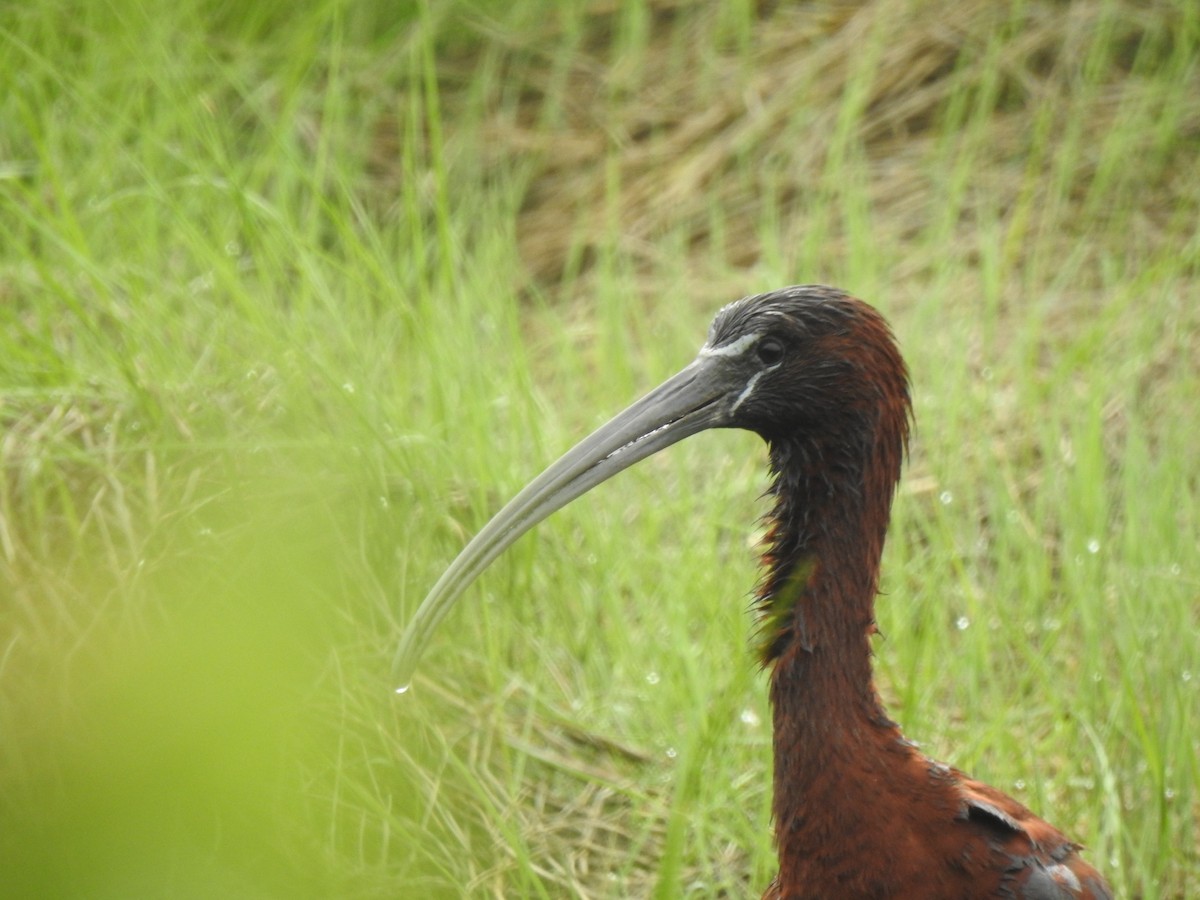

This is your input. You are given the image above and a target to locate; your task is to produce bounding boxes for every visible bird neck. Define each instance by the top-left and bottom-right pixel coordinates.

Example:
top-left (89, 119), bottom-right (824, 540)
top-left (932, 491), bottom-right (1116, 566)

top-left (755, 434), bottom-right (895, 676)
top-left (757, 430), bottom-right (913, 825)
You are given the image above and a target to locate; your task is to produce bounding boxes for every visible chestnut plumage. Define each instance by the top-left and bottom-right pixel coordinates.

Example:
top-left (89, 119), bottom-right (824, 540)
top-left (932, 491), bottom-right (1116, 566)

top-left (397, 285), bottom-right (1112, 899)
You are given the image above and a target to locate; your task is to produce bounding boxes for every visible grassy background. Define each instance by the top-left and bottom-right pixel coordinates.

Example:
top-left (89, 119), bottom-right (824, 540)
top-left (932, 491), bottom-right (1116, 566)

top-left (2, 0), bottom-right (1198, 896)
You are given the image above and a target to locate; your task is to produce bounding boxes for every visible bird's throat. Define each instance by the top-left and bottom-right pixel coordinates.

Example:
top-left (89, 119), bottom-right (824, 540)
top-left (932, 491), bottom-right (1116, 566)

top-left (754, 439), bottom-right (892, 672)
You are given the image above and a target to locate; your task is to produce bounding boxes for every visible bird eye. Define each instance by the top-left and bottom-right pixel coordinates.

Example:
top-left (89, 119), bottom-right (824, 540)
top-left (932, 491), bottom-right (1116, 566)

top-left (756, 338), bottom-right (784, 366)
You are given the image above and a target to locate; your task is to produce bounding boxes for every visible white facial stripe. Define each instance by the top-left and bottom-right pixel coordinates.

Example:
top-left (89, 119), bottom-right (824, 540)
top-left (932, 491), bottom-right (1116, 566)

top-left (731, 368), bottom-right (766, 413)
top-left (699, 331), bottom-right (761, 358)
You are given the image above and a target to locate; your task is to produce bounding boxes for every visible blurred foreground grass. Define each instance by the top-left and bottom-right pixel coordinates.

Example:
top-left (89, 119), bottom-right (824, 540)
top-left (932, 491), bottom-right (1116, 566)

top-left (4, 477), bottom-right (322, 896)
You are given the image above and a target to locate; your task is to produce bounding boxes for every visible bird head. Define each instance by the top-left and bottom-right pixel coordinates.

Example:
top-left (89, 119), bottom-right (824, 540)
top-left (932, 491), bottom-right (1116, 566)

top-left (394, 286), bottom-right (910, 687)
top-left (699, 285), bottom-right (909, 449)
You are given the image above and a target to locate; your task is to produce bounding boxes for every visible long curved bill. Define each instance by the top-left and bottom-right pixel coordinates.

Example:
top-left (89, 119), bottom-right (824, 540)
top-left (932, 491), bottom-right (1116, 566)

top-left (394, 354), bottom-right (741, 689)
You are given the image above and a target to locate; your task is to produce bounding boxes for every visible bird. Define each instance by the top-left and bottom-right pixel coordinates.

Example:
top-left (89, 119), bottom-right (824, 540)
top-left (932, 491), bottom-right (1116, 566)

top-left (395, 285), bottom-right (1113, 899)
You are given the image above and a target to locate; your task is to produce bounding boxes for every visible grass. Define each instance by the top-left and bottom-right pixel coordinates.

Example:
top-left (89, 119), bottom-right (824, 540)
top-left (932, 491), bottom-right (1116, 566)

top-left (2, 0), bottom-right (1198, 896)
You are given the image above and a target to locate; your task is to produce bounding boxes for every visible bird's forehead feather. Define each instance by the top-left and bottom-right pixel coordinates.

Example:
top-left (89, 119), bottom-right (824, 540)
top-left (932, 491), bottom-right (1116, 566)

top-left (706, 298), bottom-right (781, 348)
top-left (706, 285), bottom-right (849, 349)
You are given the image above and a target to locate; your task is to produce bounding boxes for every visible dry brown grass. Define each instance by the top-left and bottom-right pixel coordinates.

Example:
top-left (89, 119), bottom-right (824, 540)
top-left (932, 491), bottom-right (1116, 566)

top-left (403, 0), bottom-right (1198, 308)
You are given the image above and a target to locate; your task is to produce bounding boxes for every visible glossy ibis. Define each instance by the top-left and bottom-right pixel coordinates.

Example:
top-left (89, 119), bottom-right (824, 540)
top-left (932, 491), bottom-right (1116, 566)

top-left (396, 286), bottom-right (1112, 899)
